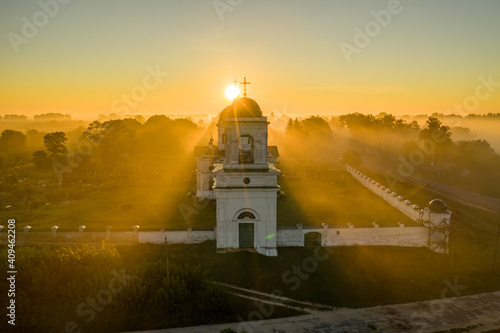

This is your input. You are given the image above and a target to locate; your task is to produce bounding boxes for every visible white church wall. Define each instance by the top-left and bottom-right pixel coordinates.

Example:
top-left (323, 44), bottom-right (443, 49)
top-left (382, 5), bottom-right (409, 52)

top-left (214, 189), bottom-right (278, 254)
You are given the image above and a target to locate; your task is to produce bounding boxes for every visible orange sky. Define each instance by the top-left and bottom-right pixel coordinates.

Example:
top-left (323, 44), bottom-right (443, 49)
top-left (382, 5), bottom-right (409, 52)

top-left (1, 1), bottom-right (499, 118)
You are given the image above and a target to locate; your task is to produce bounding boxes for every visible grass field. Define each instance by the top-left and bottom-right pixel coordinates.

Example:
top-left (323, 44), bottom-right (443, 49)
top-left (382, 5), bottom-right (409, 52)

top-left (1, 162), bottom-right (416, 232)
top-left (277, 168), bottom-right (415, 227)
top-left (118, 241), bottom-right (500, 308)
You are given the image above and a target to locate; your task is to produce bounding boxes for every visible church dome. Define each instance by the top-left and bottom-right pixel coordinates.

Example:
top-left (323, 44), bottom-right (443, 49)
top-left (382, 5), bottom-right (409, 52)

top-left (220, 97), bottom-right (263, 121)
top-left (233, 97), bottom-right (262, 117)
top-left (429, 199), bottom-right (447, 213)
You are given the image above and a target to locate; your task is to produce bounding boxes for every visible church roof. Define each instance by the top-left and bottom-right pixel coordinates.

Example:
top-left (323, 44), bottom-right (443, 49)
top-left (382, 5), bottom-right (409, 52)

top-left (193, 146), bottom-right (207, 157)
top-left (193, 145), bottom-right (220, 157)
top-left (268, 146), bottom-right (279, 158)
top-left (220, 97), bottom-right (263, 121)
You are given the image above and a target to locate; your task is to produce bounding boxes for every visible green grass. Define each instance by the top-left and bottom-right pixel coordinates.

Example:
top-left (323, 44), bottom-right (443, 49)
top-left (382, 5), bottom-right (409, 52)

top-left (278, 169), bottom-right (415, 227)
top-left (1, 164), bottom-right (416, 231)
top-left (0, 174), bottom-right (219, 231)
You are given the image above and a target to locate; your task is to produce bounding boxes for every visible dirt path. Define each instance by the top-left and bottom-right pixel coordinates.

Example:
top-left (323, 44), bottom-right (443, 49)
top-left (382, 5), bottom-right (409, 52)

top-left (210, 281), bottom-right (334, 314)
top-left (125, 289), bottom-right (500, 333)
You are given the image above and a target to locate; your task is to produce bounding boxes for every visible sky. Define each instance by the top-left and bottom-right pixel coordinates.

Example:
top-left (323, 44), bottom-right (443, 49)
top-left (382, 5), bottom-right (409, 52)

top-left (1, 0), bottom-right (499, 118)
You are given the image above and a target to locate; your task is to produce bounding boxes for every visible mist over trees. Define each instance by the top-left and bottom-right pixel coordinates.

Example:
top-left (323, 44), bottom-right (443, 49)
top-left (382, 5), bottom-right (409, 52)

top-left (338, 112), bottom-right (420, 160)
top-left (336, 113), bottom-right (500, 197)
top-left (0, 115), bottom-right (204, 211)
top-left (1, 110), bottom-right (500, 212)
top-left (283, 116), bottom-right (334, 160)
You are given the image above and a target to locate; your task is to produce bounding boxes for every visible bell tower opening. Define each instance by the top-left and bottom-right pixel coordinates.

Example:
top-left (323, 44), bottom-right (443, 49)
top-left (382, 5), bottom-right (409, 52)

top-left (238, 135), bottom-right (254, 164)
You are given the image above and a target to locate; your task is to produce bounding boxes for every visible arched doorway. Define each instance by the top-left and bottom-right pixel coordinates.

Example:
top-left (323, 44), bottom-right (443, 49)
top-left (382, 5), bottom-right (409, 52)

top-left (304, 232), bottom-right (321, 247)
top-left (237, 211), bottom-right (255, 248)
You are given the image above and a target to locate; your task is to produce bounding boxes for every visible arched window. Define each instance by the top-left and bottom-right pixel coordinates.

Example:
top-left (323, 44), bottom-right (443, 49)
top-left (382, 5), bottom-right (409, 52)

top-left (237, 211), bottom-right (256, 220)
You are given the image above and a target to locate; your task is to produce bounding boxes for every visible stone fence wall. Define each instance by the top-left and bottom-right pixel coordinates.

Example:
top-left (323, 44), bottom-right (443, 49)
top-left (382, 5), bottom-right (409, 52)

top-left (345, 164), bottom-right (425, 222)
top-left (0, 224), bottom-right (428, 249)
top-left (0, 228), bottom-right (215, 245)
top-left (277, 224), bottom-right (427, 248)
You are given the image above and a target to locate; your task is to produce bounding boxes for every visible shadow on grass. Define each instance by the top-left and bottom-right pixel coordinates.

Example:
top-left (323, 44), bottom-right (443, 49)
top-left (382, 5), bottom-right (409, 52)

top-left (118, 241), bottom-right (500, 309)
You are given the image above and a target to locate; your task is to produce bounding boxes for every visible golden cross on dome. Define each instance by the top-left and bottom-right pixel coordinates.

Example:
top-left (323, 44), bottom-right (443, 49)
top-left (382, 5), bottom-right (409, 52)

top-left (240, 77), bottom-right (250, 97)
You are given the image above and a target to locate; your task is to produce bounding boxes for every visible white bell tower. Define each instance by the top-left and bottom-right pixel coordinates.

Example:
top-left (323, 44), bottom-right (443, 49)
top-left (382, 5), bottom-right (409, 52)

top-left (214, 78), bottom-right (280, 256)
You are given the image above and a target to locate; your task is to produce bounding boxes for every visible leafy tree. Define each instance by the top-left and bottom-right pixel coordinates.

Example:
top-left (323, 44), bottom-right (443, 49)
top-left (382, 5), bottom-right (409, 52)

top-left (3, 114), bottom-right (27, 121)
top-left (302, 116), bottom-right (332, 138)
top-left (92, 120), bottom-right (137, 163)
top-left (458, 139), bottom-right (497, 174)
top-left (285, 118), bottom-right (294, 134)
top-left (26, 129), bottom-right (46, 151)
top-left (144, 114), bottom-right (172, 128)
top-left (32, 150), bottom-right (50, 171)
top-left (44, 131), bottom-right (68, 161)
top-left (418, 117), bottom-right (452, 144)
top-left (83, 120), bottom-right (104, 144)
top-left (293, 118), bottom-right (303, 133)
top-left (418, 117), bottom-right (452, 166)
top-left (0, 129), bottom-right (29, 157)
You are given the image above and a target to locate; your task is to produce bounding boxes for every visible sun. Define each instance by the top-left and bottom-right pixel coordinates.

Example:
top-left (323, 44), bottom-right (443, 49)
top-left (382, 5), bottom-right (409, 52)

top-left (225, 85), bottom-right (240, 100)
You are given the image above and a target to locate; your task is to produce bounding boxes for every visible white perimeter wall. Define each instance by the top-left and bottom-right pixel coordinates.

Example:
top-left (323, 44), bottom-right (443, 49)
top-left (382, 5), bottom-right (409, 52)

top-left (139, 230), bottom-right (215, 244)
top-left (346, 165), bottom-right (424, 222)
top-left (7, 226), bottom-right (428, 249)
top-left (276, 226), bottom-right (427, 248)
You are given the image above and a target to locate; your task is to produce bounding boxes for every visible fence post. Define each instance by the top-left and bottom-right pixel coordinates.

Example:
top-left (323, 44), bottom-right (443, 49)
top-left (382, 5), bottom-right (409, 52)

top-left (79, 225), bottom-right (86, 239)
top-left (24, 225), bottom-right (31, 244)
top-left (296, 224), bottom-right (303, 246)
top-left (51, 225), bottom-right (59, 239)
top-left (133, 225), bottom-right (140, 242)
top-left (105, 225), bottom-right (112, 241)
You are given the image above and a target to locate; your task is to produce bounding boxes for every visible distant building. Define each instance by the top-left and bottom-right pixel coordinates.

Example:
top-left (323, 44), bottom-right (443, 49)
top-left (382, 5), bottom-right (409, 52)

top-left (194, 88), bottom-right (280, 256)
